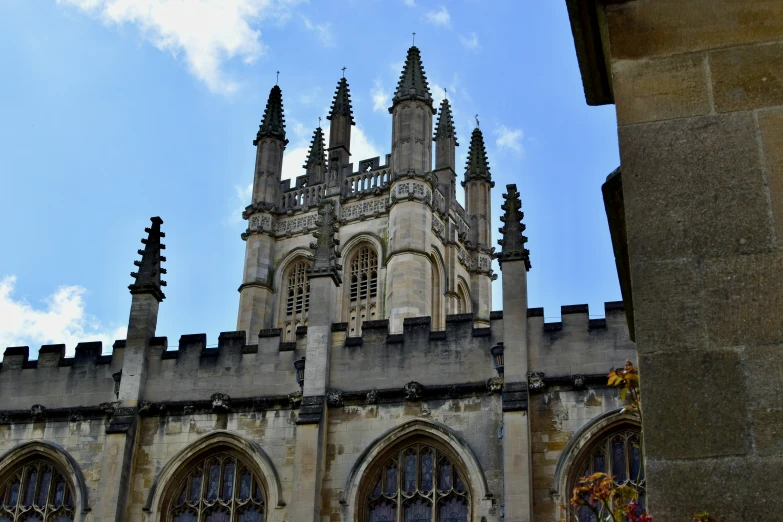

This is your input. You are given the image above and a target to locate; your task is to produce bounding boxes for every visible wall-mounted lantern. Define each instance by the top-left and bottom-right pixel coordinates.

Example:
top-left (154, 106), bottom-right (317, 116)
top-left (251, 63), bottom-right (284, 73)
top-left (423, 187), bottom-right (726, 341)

top-left (294, 357), bottom-right (306, 388)
top-left (489, 343), bottom-right (504, 376)
top-left (112, 371), bottom-right (122, 398)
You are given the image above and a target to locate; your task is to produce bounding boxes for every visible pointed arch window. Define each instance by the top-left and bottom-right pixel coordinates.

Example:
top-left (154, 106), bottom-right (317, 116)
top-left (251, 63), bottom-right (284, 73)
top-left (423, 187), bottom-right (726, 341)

top-left (283, 259), bottom-right (311, 341)
top-left (362, 442), bottom-right (469, 522)
top-left (0, 458), bottom-right (76, 522)
top-left (167, 452), bottom-right (266, 522)
top-left (568, 426), bottom-right (645, 521)
top-left (349, 247), bottom-right (378, 335)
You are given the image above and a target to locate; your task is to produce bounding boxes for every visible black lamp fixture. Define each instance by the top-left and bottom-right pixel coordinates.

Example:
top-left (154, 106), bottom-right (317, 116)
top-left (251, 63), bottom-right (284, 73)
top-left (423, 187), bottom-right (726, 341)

top-left (294, 357), bottom-right (306, 387)
top-left (112, 371), bottom-right (122, 398)
top-left (489, 343), bottom-right (504, 376)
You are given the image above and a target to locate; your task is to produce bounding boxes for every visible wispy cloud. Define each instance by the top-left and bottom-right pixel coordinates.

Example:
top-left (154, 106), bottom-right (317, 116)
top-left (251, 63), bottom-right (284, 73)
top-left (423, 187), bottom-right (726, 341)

top-left (0, 276), bottom-right (126, 355)
top-left (57, 0), bottom-right (303, 96)
top-left (494, 125), bottom-right (524, 154)
top-left (403, 0), bottom-right (416, 6)
top-left (371, 79), bottom-right (390, 113)
top-left (302, 16), bottom-right (334, 47)
top-left (424, 6), bottom-right (450, 27)
top-left (460, 32), bottom-right (479, 51)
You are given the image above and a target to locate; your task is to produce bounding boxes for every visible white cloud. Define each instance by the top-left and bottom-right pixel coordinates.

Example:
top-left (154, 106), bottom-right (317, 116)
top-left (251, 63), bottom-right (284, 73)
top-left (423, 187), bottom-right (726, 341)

top-left (460, 32), bottom-right (479, 50)
top-left (371, 79), bottom-right (390, 113)
top-left (403, 0), bottom-right (416, 6)
top-left (302, 16), bottom-right (334, 47)
top-left (494, 125), bottom-right (524, 154)
top-left (431, 83), bottom-right (446, 108)
top-left (424, 6), bottom-right (450, 27)
top-left (0, 276), bottom-right (126, 356)
top-left (57, 0), bottom-right (302, 95)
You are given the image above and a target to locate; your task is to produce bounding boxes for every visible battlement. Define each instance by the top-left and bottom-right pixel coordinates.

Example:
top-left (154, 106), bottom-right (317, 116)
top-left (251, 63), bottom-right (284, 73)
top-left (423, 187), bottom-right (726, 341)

top-left (0, 301), bottom-right (634, 411)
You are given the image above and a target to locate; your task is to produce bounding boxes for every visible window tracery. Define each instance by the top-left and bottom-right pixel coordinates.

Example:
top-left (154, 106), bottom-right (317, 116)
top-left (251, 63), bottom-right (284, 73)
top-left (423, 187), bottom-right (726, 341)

top-left (167, 452), bottom-right (266, 522)
top-left (348, 247), bottom-right (378, 335)
top-left (569, 427), bottom-right (645, 521)
top-left (363, 442), bottom-right (469, 522)
top-left (0, 458), bottom-right (75, 522)
top-left (283, 259), bottom-right (311, 340)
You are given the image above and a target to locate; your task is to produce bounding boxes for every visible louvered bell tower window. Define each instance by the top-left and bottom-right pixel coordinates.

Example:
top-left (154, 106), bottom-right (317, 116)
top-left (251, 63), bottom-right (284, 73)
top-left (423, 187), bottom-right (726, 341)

top-left (349, 247), bottom-right (378, 335)
top-left (284, 260), bottom-right (311, 341)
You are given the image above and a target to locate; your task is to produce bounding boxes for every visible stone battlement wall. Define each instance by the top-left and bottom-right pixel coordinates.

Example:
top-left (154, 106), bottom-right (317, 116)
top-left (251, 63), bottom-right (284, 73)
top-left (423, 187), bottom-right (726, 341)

top-left (0, 302), bottom-right (634, 410)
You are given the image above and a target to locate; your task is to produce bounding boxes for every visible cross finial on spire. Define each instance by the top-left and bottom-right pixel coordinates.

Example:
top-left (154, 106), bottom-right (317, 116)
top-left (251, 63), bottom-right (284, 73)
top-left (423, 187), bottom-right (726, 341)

top-left (318, 116), bottom-right (321, 127)
top-left (276, 71), bottom-right (279, 85)
top-left (444, 88), bottom-right (447, 99)
top-left (475, 114), bottom-right (480, 128)
top-left (412, 32), bottom-right (416, 45)
top-left (341, 66), bottom-right (346, 78)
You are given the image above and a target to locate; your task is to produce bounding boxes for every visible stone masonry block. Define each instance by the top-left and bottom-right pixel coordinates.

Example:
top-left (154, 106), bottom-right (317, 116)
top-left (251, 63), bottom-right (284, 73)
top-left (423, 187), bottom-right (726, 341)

top-left (751, 407), bottom-right (783, 456)
top-left (606, 0), bottom-right (783, 60)
top-left (710, 42), bottom-right (783, 113)
top-left (743, 344), bottom-right (783, 409)
top-left (702, 251), bottom-right (783, 348)
top-left (612, 53), bottom-right (710, 126)
top-left (640, 349), bottom-right (750, 460)
top-left (758, 108), bottom-right (783, 244)
top-left (620, 112), bottom-right (772, 260)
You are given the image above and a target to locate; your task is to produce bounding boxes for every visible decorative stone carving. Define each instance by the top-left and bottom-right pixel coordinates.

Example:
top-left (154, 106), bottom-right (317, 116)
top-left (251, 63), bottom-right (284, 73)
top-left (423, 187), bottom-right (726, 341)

top-left (288, 391), bottom-right (303, 407)
top-left (497, 184), bottom-right (531, 269)
top-left (100, 402), bottom-right (118, 415)
top-left (252, 398), bottom-right (269, 412)
top-left (365, 389), bottom-right (378, 404)
top-left (183, 404), bottom-right (195, 415)
top-left (68, 410), bottom-right (82, 423)
top-left (487, 376), bottom-right (503, 394)
top-left (211, 393), bottom-right (231, 412)
top-left (138, 401), bottom-right (153, 414)
top-left (0, 414), bottom-right (10, 425)
top-left (528, 372), bottom-right (546, 391)
top-left (30, 404), bottom-right (46, 421)
top-left (326, 389), bottom-right (344, 408)
top-left (573, 374), bottom-right (586, 390)
top-left (404, 381), bottom-right (424, 401)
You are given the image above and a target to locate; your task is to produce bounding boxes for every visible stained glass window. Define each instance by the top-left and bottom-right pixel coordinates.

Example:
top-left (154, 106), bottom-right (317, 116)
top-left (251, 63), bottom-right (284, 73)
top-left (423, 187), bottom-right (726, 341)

top-left (363, 442), bottom-right (469, 522)
top-left (0, 459), bottom-right (75, 522)
top-left (570, 427), bottom-right (645, 520)
top-left (349, 247), bottom-right (379, 335)
top-left (167, 452), bottom-right (265, 522)
top-left (283, 259), bottom-right (311, 341)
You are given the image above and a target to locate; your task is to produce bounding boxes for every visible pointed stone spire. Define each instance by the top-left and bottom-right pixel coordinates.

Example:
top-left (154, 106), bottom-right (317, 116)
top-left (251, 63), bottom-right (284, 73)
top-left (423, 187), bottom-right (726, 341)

top-left (463, 126), bottom-right (492, 184)
top-left (303, 126), bottom-right (327, 171)
top-left (497, 185), bottom-right (531, 270)
top-left (308, 200), bottom-right (342, 285)
top-left (390, 46), bottom-right (433, 110)
top-left (129, 217), bottom-right (167, 301)
top-left (254, 85), bottom-right (287, 146)
top-left (434, 98), bottom-right (458, 144)
top-left (327, 78), bottom-right (355, 125)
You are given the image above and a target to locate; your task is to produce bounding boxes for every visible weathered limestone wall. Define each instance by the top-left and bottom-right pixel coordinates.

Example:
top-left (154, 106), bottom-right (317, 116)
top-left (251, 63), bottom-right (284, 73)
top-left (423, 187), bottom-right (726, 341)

top-left (602, 0), bottom-right (783, 518)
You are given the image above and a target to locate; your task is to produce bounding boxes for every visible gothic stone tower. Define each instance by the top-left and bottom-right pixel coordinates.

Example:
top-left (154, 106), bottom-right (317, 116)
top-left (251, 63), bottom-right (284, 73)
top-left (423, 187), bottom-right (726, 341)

top-left (237, 46), bottom-right (494, 341)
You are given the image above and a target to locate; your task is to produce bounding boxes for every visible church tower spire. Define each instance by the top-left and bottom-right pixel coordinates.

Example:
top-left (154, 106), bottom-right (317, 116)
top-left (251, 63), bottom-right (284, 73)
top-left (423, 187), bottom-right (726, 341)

top-left (251, 85), bottom-right (288, 208)
top-left (433, 97), bottom-right (458, 210)
top-left (327, 76), bottom-right (354, 191)
top-left (304, 126), bottom-right (327, 186)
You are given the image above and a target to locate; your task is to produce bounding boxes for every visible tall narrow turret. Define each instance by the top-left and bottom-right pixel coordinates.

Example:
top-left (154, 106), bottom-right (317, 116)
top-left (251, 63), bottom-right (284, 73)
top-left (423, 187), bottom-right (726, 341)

top-left (304, 126), bottom-right (327, 186)
top-left (463, 125), bottom-right (494, 249)
top-left (389, 46), bottom-right (435, 175)
top-left (385, 46), bottom-right (436, 332)
top-left (327, 77), bottom-right (354, 190)
top-left (252, 85), bottom-right (288, 207)
top-left (433, 97), bottom-right (458, 210)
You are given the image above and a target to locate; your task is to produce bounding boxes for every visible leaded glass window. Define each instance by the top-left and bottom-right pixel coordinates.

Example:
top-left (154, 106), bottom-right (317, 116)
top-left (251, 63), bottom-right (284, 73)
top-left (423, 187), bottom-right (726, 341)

top-left (0, 459), bottom-right (75, 522)
top-left (348, 247), bottom-right (378, 335)
top-left (570, 427), bottom-right (645, 521)
top-left (167, 452), bottom-right (265, 522)
top-left (364, 443), bottom-right (469, 522)
top-left (283, 259), bottom-right (311, 341)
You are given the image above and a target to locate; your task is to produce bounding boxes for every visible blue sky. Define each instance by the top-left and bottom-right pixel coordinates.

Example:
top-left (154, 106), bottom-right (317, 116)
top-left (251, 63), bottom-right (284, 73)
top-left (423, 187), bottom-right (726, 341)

top-left (0, 0), bottom-right (620, 353)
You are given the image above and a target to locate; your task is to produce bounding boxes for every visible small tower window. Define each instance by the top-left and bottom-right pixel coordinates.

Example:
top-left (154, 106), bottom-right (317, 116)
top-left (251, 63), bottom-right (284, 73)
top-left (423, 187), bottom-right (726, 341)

top-left (283, 259), bottom-right (311, 341)
top-left (349, 247), bottom-right (378, 335)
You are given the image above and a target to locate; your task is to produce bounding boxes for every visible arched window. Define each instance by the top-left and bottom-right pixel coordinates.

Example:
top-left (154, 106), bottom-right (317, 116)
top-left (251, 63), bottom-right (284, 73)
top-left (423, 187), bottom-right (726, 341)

top-left (283, 259), bottom-right (311, 341)
top-left (455, 283), bottom-right (470, 315)
top-left (166, 451), bottom-right (266, 522)
top-left (362, 442), bottom-right (470, 522)
top-left (430, 256), bottom-right (444, 331)
top-left (348, 247), bottom-right (378, 335)
top-left (0, 458), bottom-right (76, 521)
top-left (568, 425), bottom-right (645, 521)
